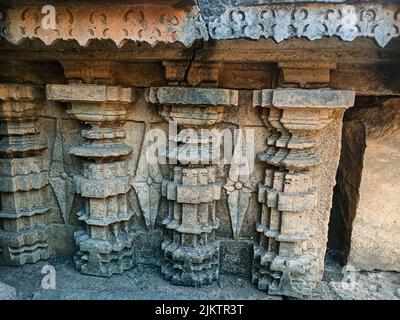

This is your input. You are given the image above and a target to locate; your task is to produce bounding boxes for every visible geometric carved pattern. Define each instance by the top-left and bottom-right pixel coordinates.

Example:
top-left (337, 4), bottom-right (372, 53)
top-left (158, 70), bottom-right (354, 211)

top-left (0, 84), bottom-right (51, 265)
top-left (47, 84), bottom-right (137, 277)
top-left (3, 3), bottom-right (400, 48)
top-left (206, 3), bottom-right (400, 47)
top-left (150, 87), bottom-right (238, 286)
top-left (3, 4), bottom-right (208, 47)
top-left (252, 88), bottom-right (355, 298)
top-left (132, 124), bottom-right (163, 231)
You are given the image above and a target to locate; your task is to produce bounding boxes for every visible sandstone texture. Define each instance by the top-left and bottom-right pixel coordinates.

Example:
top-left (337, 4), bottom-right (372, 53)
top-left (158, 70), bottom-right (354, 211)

top-left (345, 100), bottom-right (400, 272)
top-left (0, 0), bottom-right (399, 301)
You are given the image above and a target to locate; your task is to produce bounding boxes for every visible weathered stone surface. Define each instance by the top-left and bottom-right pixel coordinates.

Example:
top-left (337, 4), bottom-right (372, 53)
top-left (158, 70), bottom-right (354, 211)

top-left (46, 83), bottom-right (138, 277)
top-left (149, 87), bottom-right (239, 107)
top-left (131, 124), bottom-right (163, 231)
top-left (2, 2), bottom-right (400, 48)
top-left (149, 86), bottom-right (240, 287)
top-left (0, 281), bottom-right (16, 300)
top-left (0, 1), bottom-right (399, 299)
top-left (278, 61), bottom-right (337, 88)
top-left (224, 129), bottom-right (256, 240)
top-left (46, 84), bottom-right (136, 103)
top-left (254, 88), bottom-right (355, 109)
top-left (252, 88), bottom-right (355, 298)
top-left (334, 99), bottom-right (400, 271)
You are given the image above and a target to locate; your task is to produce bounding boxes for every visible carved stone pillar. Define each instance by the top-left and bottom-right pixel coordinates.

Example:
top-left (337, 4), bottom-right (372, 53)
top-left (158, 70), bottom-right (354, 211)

top-left (149, 87), bottom-right (238, 286)
top-left (47, 84), bottom-right (136, 277)
top-left (0, 84), bottom-right (50, 265)
top-left (252, 88), bottom-right (355, 298)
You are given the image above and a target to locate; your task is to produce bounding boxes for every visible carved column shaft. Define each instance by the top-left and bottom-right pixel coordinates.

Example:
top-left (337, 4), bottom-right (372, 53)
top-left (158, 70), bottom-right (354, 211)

top-left (0, 84), bottom-right (51, 265)
top-left (149, 87), bottom-right (238, 286)
top-left (47, 84), bottom-right (137, 277)
top-left (253, 88), bottom-right (355, 298)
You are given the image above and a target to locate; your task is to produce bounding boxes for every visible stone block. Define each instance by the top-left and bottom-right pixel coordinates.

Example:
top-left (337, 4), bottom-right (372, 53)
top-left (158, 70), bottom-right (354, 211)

top-left (272, 89), bottom-right (355, 109)
top-left (46, 84), bottom-right (135, 103)
top-left (149, 87), bottom-right (239, 106)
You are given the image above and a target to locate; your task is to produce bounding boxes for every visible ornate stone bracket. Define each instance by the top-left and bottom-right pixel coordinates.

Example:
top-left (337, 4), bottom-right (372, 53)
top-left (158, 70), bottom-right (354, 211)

top-left (149, 86), bottom-right (238, 286)
top-left (0, 84), bottom-right (51, 265)
top-left (224, 128), bottom-right (256, 240)
top-left (252, 88), bottom-right (355, 298)
top-left (47, 84), bottom-right (137, 277)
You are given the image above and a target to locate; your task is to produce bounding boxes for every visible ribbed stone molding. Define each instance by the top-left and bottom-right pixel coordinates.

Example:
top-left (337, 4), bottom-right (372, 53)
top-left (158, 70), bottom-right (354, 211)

top-left (1, 2), bottom-right (399, 48)
top-left (47, 84), bottom-right (137, 277)
top-left (149, 86), bottom-right (238, 287)
top-left (252, 88), bottom-right (355, 298)
top-left (0, 84), bottom-right (51, 265)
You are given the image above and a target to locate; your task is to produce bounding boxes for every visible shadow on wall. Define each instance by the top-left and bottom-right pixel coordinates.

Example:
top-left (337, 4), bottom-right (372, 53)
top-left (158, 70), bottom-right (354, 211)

top-left (327, 98), bottom-right (368, 265)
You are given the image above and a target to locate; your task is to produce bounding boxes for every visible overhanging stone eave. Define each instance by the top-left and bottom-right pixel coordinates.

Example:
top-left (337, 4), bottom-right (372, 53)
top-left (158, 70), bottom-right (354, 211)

top-left (1, 1), bottom-right (400, 48)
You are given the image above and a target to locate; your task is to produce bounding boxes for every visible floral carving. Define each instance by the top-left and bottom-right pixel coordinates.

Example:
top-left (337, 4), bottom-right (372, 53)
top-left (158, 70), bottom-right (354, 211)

top-left (208, 4), bottom-right (400, 47)
top-left (132, 125), bottom-right (163, 231)
top-left (3, 3), bottom-right (399, 47)
top-left (224, 129), bottom-right (255, 240)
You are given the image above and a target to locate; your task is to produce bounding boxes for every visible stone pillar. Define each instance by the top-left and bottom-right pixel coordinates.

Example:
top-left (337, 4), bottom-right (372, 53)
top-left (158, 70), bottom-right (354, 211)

top-left (47, 84), bottom-right (136, 277)
top-left (252, 88), bottom-right (355, 298)
top-left (0, 84), bottom-right (51, 265)
top-left (149, 87), bottom-right (238, 286)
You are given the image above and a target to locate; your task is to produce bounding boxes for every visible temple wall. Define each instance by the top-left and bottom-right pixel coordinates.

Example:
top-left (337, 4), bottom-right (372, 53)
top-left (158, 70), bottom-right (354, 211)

top-left (0, 0), bottom-right (399, 299)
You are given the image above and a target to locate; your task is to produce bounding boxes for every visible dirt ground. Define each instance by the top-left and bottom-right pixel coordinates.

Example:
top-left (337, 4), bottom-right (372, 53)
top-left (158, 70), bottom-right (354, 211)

top-left (0, 253), bottom-right (399, 300)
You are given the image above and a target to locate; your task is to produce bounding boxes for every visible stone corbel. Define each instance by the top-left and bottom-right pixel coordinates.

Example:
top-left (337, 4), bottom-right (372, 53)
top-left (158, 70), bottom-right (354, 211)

top-left (162, 60), bottom-right (192, 86)
top-left (278, 62), bottom-right (337, 89)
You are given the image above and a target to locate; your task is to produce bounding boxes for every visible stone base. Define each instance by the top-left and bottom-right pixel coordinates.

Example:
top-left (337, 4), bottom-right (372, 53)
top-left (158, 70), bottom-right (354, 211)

top-left (161, 240), bottom-right (219, 287)
top-left (0, 227), bottom-right (51, 266)
top-left (74, 229), bottom-right (135, 277)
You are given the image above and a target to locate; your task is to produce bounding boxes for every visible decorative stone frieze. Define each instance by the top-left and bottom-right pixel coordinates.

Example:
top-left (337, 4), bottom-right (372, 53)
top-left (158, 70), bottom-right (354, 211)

top-left (3, 2), bottom-right (399, 48)
top-left (252, 88), bottom-right (355, 298)
top-left (203, 2), bottom-right (400, 47)
top-left (3, 4), bottom-right (208, 47)
top-left (278, 62), bottom-right (337, 88)
top-left (47, 84), bottom-right (137, 277)
top-left (149, 86), bottom-right (238, 286)
top-left (0, 84), bottom-right (51, 265)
